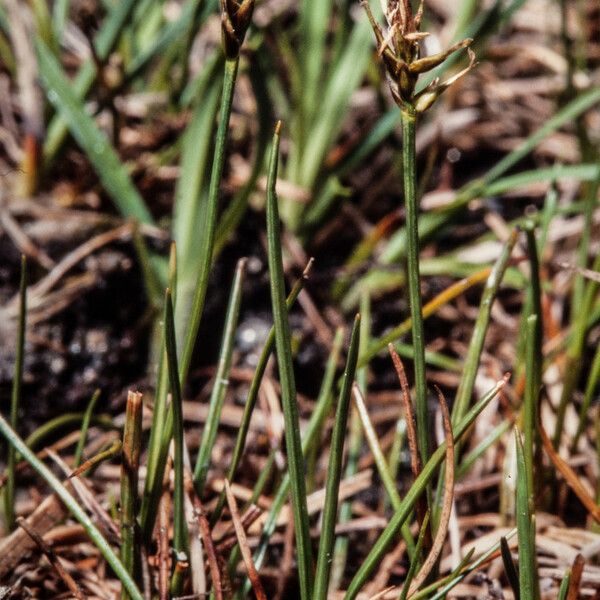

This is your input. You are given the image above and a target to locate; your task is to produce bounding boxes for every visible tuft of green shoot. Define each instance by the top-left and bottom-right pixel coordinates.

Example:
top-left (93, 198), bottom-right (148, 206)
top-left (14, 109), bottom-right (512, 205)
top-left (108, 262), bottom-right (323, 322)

top-left (265, 121), bottom-right (313, 600)
top-left (193, 257), bottom-right (246, 494)
top-left (4, 254), bottom-right (26, 531)
top-left (313, 313), bottom-right (360, 600)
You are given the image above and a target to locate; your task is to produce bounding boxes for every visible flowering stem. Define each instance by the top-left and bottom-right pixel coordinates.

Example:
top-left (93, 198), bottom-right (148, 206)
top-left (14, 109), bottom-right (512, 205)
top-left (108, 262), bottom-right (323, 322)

top-left (401, 107), bottom-right (429, 465)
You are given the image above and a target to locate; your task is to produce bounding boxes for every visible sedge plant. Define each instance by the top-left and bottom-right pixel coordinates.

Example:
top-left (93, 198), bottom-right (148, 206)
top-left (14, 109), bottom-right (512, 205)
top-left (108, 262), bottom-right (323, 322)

top-left (363, 0), bottom-right (475, 466)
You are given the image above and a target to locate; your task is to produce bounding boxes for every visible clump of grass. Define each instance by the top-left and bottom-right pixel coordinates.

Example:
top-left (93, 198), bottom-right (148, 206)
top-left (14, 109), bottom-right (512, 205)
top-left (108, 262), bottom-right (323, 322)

top-left (2, 1), bottom-right (600, 598)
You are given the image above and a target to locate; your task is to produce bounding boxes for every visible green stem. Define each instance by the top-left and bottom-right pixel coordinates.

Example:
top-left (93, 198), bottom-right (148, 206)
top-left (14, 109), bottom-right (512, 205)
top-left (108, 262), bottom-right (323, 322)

top-left (523, 315), bottom-right (538, 504)
top-left (401, 108), bottom-right (428, 466)
top-left (313, 315), bottom-right (360, 600)
top-left (329, 294), bottom-right (369, 591)
top-left (179, 56), bottom-right (239, 382)
top-left (164, 290), bottom-right (188, 594)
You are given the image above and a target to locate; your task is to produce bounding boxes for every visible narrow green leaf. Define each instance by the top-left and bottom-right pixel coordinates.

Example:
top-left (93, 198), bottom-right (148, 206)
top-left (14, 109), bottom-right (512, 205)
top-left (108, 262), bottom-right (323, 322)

top-left (193, 258), bottom-right (246, 494)
top-left (43, 0), bottom-right (138, 163)
top-left (523, 314), bottom-right (538, 501)
top-left (500, 536), bottom-right (520, 600)
top-left (164, 289), bottom-right (189, 592)
top-left (399, 511), bottom-right (430, 600)
top-left (353, 383), bottom-right (416, 557)
top-left (451, 229), bottom-right (517, 426)
top-left (557, 571), bottom-right (571, 600)
top-left (73, 389), bottom-right (101, 469)
top-left (313, 314), bottom-right (361, 600)
top-left (515, 428), bottom-right (539, 600)
top-left (36, 39), bottom-right (153, 224)
top-left (266, 122), bottom-right (313, 599)
top-left (329, 293), bottom-right (370, 592)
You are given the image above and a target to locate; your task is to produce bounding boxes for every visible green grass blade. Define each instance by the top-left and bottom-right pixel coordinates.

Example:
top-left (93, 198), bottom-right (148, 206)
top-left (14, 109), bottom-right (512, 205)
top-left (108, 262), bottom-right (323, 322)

top-left (140, 244), bottom-right (176, 542)
top-left (210, 263), bottom-right (312, 526)
top-left (456, 419), bottom-right (511, 480)
top-left (557, 570), bottom-right (571, 600)
top-left (73, 389), bottom-right (101, 469)
top-left (451, 229), bottom-right (517, 426)
top-left (164, 289), bottom-right (189, 593)
top-left (124, 0), bottom-right (213, 84)
top-left (51, 0), bottom-right (70, 42)
top-left (523, 314), bottom-right (538, 501)
top-left (36, 39), bottom-right (153, 224)
top-left (298, 13), bottom-right (372, 192)
top-left (18, 412), bottom-right (113, 454)
top-left (173, 76), bottom-right (222, 343)
top-left (4, 255), bottom-right (26, 531)
top-left (500, 536), bottom-right (520, 600)
top-left (266, 122), bottom-right (313, 598)
top-left (0, 413), bottom-right (144, 600)
top-left (329, 293), bottom-right (370, 591)
top-left (298, 0), bottom-right (334, 130)
top-left (399, 511), bottom-right (430, 600)
top-left (515, 428), bottom-right (539, 600)
top-left (43, 0), bottom-right (137, 164)
top-left (313, 314), bottom-right (361, 600)
top-left (425, 530), bottom-right (517, 600)
top-left (483, 87), bottom-right (600, 185)
top-left (344, 378), bottom-right (506, 600)
top-left (193, 258), bottom-right (246, 494)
